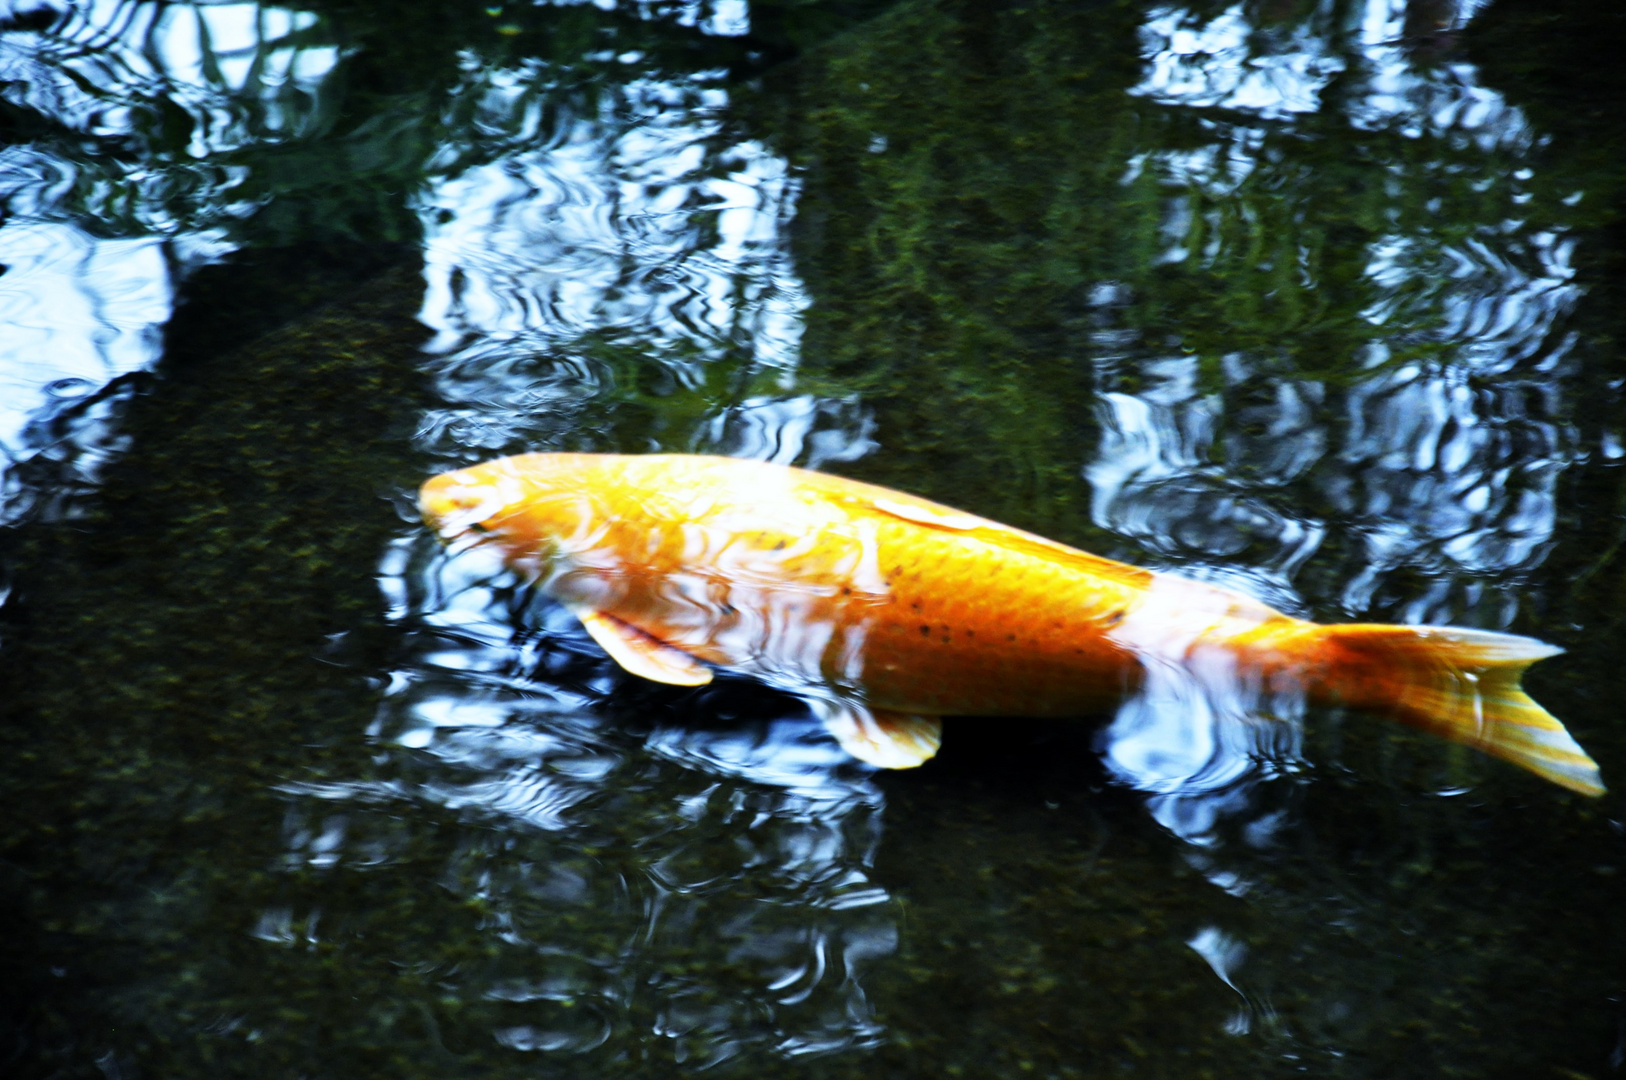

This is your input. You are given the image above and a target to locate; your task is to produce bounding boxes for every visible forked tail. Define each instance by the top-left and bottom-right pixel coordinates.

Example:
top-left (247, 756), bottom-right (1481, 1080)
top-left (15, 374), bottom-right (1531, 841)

top-left (1309, 624), bottom-right (1604, 796)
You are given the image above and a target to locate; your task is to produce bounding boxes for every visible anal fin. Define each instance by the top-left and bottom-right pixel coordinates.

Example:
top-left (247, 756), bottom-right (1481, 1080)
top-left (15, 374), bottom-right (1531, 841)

top-left (823, 704), bottom-right (943, 769)
top-left (571, 607), bottom-right (713, 687)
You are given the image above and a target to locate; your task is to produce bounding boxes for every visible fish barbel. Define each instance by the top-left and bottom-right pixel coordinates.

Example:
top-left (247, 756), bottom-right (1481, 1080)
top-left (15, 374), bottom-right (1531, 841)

top-left (420, 452), bottom-right (1604, 795)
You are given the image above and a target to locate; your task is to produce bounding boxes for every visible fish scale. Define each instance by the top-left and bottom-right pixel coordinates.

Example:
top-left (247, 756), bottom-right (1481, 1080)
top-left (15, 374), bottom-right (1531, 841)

top-left (835, 516), bottom-right (1137, 716)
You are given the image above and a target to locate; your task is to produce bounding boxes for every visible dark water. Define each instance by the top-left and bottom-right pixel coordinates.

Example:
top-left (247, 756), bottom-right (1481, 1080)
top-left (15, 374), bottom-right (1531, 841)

top-left (3, 0), bottom-right (1626, 1076)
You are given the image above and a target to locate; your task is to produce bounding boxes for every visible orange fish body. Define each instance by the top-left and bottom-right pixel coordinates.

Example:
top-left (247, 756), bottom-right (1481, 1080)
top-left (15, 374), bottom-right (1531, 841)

top-left (420, 452), bottom-right (1603, 795)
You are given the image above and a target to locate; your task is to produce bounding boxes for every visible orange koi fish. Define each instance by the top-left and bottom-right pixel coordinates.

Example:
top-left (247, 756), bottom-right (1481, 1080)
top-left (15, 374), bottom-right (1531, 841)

top-left (419, 452), bottom-right (1604, 796)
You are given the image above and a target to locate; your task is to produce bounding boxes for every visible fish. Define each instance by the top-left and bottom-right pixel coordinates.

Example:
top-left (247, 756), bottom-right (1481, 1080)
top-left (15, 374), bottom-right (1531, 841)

top-left (419, 452), bottom-right (1605, 796)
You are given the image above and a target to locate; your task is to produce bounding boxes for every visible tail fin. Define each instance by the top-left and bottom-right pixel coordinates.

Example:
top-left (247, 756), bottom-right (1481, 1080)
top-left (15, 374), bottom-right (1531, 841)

top-left (1313, 624), bottom-right (1604, 796)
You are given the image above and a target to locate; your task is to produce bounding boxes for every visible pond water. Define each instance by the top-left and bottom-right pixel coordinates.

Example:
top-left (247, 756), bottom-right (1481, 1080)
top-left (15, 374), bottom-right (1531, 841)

top-left (2, 0), bottom-right (1625, 1076)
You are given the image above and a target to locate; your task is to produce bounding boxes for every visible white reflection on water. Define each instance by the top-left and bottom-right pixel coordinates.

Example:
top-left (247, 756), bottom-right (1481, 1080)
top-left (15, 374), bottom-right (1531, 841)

top-left (1101, 0), bottom-right (1582, 845)
top-left (0, 0), bottom-right (346, 515)
top-left (405, 80), bottom-right (889, 1028)
top-left (358, 529), bottom-right (898, 1062)
top-left (2, 0), bottom-right (338, 154)
top-left (1131, 4), bottom-right (1345, 120)
top-left (1099, 574), bottom-right (1307, 844)
top-left (1132, 1), bottom-right (1513, 142)
top-left (0, 223), bottom-right (168, 521)
top-left (412, 62), bottom-right (871, 463)
top-left (699, 395), bottom-right (878, 468)
top-left (1111, 2), bottom-right (1577, 617)
top-left (1087, 357), bottom-right (1323, 612)
top-left (419, 90), bottom-right (805, 365)
top-left (1187, 925), bottom-right (1256, 1036)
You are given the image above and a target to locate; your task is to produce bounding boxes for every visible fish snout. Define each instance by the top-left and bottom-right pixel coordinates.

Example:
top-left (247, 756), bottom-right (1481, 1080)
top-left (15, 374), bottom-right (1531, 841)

top-left (419, 471), bottom-right (514, 539)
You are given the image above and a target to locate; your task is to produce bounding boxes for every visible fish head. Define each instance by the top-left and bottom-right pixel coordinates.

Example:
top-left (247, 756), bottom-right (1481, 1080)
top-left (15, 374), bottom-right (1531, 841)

top-left (419, 461), bottom-right (524, 541)
top-left (419, 453), bottom-right (612, 558)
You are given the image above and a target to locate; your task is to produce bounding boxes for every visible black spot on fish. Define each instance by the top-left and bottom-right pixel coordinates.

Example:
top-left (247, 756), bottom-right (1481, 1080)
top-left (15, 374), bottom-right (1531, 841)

top-left (773, 540), bottom-right (787, 550)
top-left (841, 586), bottom-right (852, 596)
top-left (1104, 609), bottom-right (1126, 627)
top-left (911, 601), bottom-right (922, 610)
top-left (1006, 633), bottom-right (1016, 642)
top-left (920, 625), bottom-right (931, 636)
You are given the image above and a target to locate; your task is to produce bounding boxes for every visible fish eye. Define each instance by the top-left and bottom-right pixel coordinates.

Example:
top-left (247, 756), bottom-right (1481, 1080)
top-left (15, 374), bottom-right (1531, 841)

top-left (420, 476), bottom-right (512, 538)
top-left (445, 486), bottom-right (488, 510)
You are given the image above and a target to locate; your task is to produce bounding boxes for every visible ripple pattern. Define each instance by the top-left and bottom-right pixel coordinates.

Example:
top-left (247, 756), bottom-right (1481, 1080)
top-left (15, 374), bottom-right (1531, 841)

top-left (414, 65), bottom-right (869, 467)
top-left (1089, 0), bottom-right (1588, 841)
top-left (306, 531), bottom-right (901, 1065)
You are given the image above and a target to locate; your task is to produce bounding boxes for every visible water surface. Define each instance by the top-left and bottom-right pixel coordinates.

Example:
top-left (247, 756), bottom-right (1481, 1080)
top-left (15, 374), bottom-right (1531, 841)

top-left (3, 0), bottom-right (1625, 1077)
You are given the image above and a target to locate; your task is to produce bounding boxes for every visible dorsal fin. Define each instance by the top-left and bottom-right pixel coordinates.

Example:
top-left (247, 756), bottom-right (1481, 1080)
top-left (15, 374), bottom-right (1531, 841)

top-left (853, 491), bottom-right (1154, 589)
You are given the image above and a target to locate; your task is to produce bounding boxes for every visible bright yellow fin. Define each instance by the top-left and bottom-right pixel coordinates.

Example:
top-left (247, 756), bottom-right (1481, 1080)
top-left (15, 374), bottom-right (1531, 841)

top-left (571, 607), bottom-right (714, 687)
top-left (1317, 624), bottom-right (1603, 796)
top-left (822, 705), bottom-right (943, 769)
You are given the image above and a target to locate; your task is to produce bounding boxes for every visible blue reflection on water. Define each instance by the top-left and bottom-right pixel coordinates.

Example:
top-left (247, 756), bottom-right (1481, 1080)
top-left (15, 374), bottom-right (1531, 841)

top-left (1105, 2), bottom-right (1580, 610)
top-left (415, 65), bottom-right (832, 461)
top-left (401, 74), bottom-right (905, 1059)
top-left (0, 0), bottom-right (344, 516)
top-left (419, 86), bottom-right (804, 364)
top-left (368, 525), bottom-right (898, 1062)
top-left (400, 0), bottom-right (1591, 865)
top-left (1092, 0), bottom-right (1591, 1018)
top-left (0, 224), bottom-right (168, 521)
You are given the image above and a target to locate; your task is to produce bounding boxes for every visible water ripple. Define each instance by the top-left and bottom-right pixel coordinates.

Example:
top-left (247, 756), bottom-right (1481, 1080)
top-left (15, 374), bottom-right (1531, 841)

top-left (0, 222), bottom-right (168, 521)
top-left (415, 66), bottom-right (832, 465)
top-left (312, 529), bottom-right (902, 1063)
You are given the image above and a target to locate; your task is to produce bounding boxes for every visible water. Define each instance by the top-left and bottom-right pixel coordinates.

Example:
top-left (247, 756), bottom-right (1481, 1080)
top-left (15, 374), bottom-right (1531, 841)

top-left (2, 0), bottom-right (1625, 1076)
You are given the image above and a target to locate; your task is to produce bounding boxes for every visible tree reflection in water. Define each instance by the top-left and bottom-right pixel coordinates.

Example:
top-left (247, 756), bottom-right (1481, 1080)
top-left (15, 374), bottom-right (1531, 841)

top-left (1074, 0), bottom-right (1587, 842)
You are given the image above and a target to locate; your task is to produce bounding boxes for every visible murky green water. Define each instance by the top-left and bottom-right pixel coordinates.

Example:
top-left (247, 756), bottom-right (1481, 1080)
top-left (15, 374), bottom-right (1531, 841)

top-left (3, 0), bottom-right (1625, 1076)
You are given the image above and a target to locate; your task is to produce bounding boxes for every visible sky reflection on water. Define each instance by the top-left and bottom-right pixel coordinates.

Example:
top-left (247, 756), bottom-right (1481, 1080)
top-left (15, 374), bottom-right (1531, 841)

top-left (413, 68), bottom-right (840, 462)
top-left (393, 0), bottom-right (1615, 1058)
top-left (364, 523), bottom-right (898, 1062)
top-left (1100, 0), bottom-right (1581, 624)
top-left (0, 0), bottom-right (342, 516)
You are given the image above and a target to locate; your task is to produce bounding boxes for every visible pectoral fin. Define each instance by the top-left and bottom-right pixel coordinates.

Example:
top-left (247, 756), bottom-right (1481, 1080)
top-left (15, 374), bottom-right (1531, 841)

top-left (822, 704), bottom-right (943, 769)
top-left (571, 607), bottom-right (714, 687)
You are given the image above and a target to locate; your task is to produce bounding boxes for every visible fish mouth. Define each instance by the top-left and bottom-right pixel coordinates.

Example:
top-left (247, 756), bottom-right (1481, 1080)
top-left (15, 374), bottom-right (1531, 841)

top-left (419, 471), bottom-right (512, 539)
